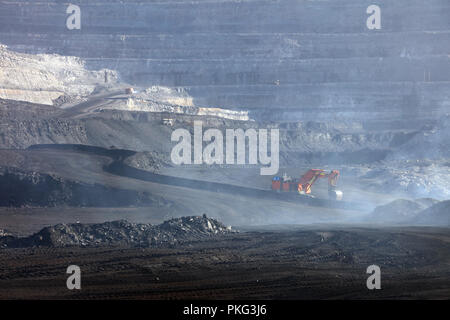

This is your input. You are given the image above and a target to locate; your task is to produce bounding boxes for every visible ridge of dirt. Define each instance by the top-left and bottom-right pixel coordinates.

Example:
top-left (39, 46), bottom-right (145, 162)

top-left (0, 215), bottom-right (235, 248)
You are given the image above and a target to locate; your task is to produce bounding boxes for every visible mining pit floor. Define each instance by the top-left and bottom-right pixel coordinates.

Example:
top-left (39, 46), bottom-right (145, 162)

top-left (0, 226), bottom-right (449, 299)
top-left (0, 144), bottom-right (401, 233)
top-left (0, 137), bottom-right (448, 300)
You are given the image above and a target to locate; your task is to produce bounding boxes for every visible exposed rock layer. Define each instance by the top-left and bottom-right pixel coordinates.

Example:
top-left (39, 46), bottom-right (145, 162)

top-left (0, 44), bottom-right (118, 105)
top-left (0, 0), bottom-right (448, 119)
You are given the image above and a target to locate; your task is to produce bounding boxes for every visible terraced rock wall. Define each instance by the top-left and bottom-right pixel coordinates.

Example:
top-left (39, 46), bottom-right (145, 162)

top-left (0, 0), bottom-right (448, 120)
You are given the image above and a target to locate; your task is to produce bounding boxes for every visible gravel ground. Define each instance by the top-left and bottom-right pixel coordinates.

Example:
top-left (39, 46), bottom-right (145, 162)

top-left (0, 226), bottom-right (448, 299)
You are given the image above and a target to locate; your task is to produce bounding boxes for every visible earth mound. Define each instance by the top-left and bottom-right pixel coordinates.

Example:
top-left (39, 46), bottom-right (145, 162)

top-left (0, 215), bottom-right (235, 248)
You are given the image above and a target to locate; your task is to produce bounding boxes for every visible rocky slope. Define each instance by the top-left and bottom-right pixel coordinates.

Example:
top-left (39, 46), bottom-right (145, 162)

top-left (0, 94), bottom-right (423, 166)
top-left (0, 44), bottom-right (252, 120)
top-left (0, 0), bottom-right (448, 121)
top-left (0, 0), bottom-right (450, 119)
top-left (0, 44), bottom-right (118, 105)
top-left (0, 166), bottom-right (158, 207)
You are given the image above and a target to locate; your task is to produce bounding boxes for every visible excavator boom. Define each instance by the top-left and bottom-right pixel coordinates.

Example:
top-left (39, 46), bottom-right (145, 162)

top-left (272, 169), bottom-right (343, 200)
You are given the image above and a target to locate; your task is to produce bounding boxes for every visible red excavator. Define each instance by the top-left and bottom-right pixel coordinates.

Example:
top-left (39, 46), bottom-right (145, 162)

top-left (271, 169), bottom-right (343, 201)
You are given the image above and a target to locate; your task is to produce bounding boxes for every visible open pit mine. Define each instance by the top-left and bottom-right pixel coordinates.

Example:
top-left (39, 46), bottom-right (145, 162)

top-left (0, 0), bottom-right (448, 301)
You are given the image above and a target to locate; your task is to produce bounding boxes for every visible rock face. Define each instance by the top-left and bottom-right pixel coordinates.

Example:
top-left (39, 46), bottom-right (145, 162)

top-left (0, 44), bottom-right (118, 105)
top-left (0, 0), bottom-right (448, 120)
top-left (0, 215), bottom-right (236, 248)
top-left (105, 95), bottom-right (250, 121)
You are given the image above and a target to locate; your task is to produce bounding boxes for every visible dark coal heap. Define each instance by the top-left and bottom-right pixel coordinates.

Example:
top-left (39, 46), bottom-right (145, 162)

top-left (0, 229), bottom-right (11, 237)
top-left (0, 215), bottom-right (236, 248)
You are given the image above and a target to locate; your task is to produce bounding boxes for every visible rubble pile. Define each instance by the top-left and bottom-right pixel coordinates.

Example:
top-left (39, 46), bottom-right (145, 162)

top-left (155, 215), bottom-right (234, 243)
top-left (124, 151), bottom-right (169, 173)
top-left (0, 215), bottom-right (236, 248)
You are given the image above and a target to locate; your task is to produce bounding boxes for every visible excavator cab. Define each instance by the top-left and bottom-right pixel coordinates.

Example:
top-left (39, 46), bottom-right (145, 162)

top-left (326, 170), bottom-right (343, 201)
top-left (297, 169), bottom-right (343, 201)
